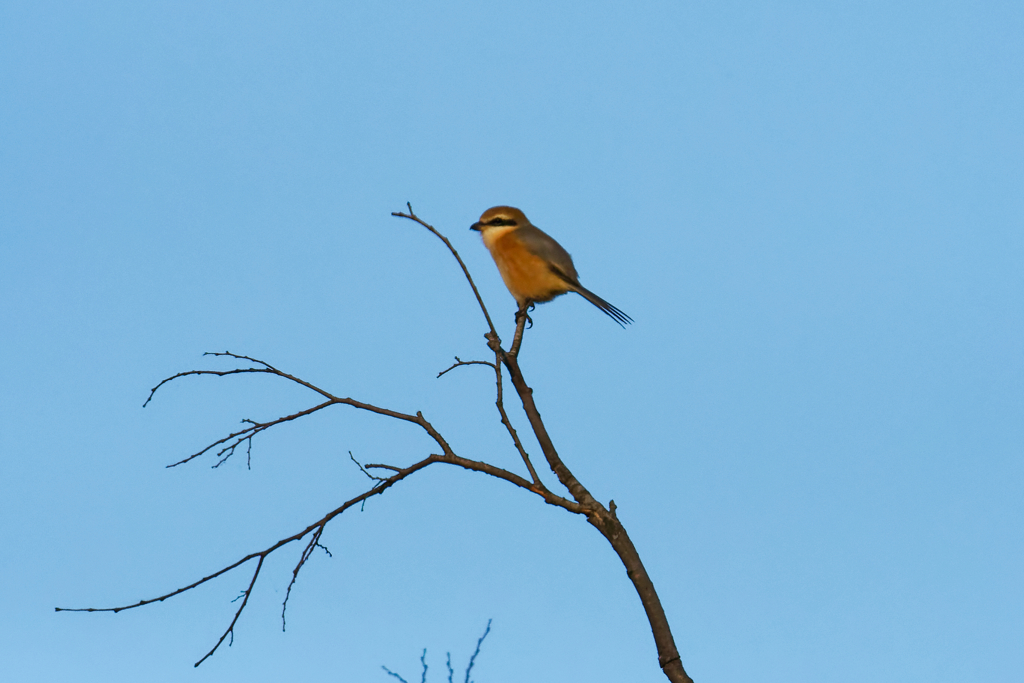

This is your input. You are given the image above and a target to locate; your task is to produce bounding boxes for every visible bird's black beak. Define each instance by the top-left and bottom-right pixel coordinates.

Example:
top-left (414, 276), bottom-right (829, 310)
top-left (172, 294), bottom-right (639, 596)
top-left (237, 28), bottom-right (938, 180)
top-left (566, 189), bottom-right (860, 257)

top-left (470, 222), bottom-right (482, 231)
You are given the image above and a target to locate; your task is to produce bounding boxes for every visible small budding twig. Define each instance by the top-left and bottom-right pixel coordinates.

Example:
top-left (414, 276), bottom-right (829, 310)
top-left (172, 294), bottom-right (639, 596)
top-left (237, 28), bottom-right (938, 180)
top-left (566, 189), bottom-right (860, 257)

top-left (437, 356), bottom-right (496, 378)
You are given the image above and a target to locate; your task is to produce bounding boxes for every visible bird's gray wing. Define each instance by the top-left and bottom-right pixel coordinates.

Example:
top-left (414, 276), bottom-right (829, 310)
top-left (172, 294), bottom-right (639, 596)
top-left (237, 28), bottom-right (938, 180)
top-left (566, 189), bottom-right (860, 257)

top-left (516, 223), bottom-right (580, 284)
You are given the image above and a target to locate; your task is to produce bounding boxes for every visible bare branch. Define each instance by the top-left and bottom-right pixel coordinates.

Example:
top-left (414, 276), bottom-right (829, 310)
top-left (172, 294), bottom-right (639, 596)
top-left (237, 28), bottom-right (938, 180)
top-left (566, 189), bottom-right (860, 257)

top-left (69, 209), bottom-right (693, 681)
top-left (144, 366), bottom-right (276, 407)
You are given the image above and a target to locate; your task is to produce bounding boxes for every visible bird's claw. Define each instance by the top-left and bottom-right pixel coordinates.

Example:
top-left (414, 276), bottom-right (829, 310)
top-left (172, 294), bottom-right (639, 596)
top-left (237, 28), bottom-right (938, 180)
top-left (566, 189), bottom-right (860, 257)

top-left (516, 305), bottom-right (535, 329)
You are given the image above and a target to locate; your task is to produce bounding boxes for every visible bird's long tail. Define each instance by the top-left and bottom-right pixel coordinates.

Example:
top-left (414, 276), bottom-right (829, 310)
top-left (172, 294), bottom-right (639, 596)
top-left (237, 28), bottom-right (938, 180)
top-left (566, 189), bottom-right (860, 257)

top-left (574, 284), bottom-right (633, 327)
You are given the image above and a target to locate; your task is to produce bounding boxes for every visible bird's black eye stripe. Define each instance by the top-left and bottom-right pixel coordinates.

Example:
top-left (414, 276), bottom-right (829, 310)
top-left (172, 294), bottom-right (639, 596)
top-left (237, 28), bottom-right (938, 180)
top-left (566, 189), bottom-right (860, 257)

top-left (487, 218), bottom-right (517, 227)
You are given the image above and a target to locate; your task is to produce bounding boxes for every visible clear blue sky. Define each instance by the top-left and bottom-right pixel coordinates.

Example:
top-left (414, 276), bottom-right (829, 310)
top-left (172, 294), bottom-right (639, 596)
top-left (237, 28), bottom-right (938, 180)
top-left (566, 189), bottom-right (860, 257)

top-left (2, 2), bottom-right (1021, 681)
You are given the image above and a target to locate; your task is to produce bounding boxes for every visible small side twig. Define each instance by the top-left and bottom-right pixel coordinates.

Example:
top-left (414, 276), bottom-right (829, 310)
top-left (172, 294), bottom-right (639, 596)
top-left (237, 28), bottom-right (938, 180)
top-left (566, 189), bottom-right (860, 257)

top-left (491, 353), bottom-right (542, 486)
top-left (350, 451), bottom-right (387, 484)
top-left (168, 401), bottom-right (334, 468)
top-left (381, 665), bottom-right (410, 683)
top-left (437, 354), bottom-right (540, 486)
top-left (365, 463), bottom-right (403, 473)
top-left (281, 524), bottom-right (326, 632)
top-left (437, 356), bottom-right (496, 378)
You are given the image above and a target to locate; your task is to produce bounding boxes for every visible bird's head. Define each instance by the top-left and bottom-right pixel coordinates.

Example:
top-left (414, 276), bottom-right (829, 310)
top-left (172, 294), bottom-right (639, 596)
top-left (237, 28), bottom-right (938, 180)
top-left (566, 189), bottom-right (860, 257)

top-left (471, 206), bottom-right (529, 233)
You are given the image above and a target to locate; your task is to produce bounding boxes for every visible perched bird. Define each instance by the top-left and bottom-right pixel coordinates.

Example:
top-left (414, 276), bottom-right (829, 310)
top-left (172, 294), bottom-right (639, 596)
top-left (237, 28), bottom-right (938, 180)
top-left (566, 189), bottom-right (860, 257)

top-left (471, 206), bottom-right (632, 326)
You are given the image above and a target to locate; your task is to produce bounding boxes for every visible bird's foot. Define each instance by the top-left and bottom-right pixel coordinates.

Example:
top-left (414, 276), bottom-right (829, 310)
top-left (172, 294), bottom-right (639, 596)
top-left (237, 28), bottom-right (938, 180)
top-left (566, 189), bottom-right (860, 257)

top-left (515, 304), bottom-right (534, 329)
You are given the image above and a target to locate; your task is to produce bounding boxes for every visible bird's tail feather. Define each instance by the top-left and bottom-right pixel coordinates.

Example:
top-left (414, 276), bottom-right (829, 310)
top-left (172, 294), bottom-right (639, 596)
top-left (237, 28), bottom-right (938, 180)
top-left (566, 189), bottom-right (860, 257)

top-left (574, 285), bottom-right (633, 327)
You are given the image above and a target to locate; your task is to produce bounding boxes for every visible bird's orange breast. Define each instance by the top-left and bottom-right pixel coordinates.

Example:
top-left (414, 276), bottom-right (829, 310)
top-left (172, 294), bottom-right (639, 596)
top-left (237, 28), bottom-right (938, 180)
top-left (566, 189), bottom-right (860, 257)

top-left (483, 228), bottom-right (573, 305)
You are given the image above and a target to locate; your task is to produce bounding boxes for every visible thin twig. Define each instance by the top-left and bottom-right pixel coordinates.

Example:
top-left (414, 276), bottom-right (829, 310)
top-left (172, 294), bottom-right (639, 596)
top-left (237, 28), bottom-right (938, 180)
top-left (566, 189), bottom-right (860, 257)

top-left (391, 204), bottom-right (499, 342)
top-left (193, 555), bottom-right (263, 667)
top-left (349, 451), bottom-right (387, 483)
top-left (437, 354), bottom-right (540, 485)
top-left (491, 353), bottom-right (542, 486)
top-left (381, 665), bottom-right (409, 683)
top-left (146, 350), bottom-right (376, 411)
top-left (205, 351), bottom-right (279, 370)
top-left (464, 619), bottom-right (491, 683)
top-left (281, 524), bottom-right (325, 631)
top-left (437, 356), bottom-right (496, 378)
top-left (168, 400), bottom-right (334, 468)
top-left (144, 366), bottom-right (276, 407)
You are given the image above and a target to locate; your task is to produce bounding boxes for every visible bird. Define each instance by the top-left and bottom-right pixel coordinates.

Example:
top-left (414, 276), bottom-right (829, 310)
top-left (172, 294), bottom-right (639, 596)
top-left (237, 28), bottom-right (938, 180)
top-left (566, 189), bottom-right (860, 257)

top-left (470, 206), bottom-right (632, 326)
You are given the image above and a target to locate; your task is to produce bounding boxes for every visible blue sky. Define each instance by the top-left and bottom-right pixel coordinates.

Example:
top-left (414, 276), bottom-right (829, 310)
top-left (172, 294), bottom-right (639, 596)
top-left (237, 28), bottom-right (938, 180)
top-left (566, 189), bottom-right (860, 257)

top-left (2, 1), bottom-right (1021, 681)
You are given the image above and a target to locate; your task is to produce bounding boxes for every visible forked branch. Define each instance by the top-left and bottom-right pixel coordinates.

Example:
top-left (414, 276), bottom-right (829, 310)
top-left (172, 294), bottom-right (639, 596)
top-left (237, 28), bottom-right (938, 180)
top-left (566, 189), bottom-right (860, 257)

top-left (58, 349), bottom-right (579, 667)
